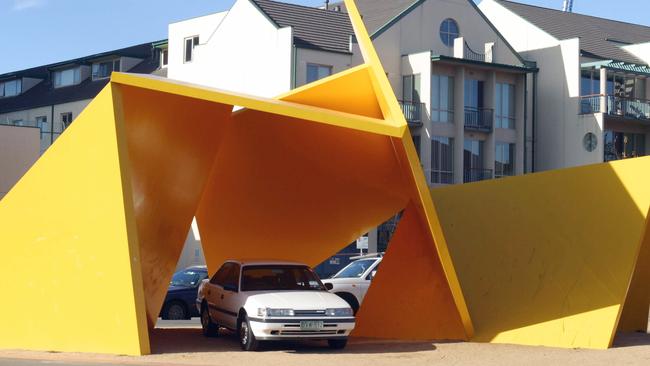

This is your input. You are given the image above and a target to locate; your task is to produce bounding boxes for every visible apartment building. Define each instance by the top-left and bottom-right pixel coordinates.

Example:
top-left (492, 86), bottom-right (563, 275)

top-left (0, 42), bottom-right (164, 155)
top-left (169, 0), bottom-right (536, 186)
top-left (480, 0), bottom-right (650, 171)
top-left (166, 0), bottom-right (536, 259)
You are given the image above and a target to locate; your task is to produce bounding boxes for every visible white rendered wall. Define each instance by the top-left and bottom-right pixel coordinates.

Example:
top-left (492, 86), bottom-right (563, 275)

top-left (622, 42), bottom-right (650, 65)
top-left (168, 0), bottom-right (292, 97)
top-left (0, 125), bottom-right (39, 198)
top-left (479, 0), bottom-right (559, 53)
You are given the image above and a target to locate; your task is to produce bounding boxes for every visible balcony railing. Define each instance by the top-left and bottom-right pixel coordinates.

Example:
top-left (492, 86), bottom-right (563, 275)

top-left (464, 168), bottom-right (493, 183)
top-left (399, 100), bottom-right (423, 127)
top-left (0, 120), bottom-right (40, 128)
top-left (464, 41), bottom-right (491, 63)
top-left (464, 107), bottom-right (493, 132)
top-left (580, 95), bottom-right (650, 121)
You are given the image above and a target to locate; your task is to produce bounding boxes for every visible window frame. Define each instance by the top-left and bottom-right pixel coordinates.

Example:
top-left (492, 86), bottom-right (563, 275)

top-left (53, 67), bottom-right (81, 88)
top-left (306, 63), bottom-right (333, 84)
top-left (495, 82), bottom-right (516, 129)
top-left (431, 136), bottom-right (454, 184)
top-left (431, 74), bottom-right (455, 123)
top-left (0, 79), bottom-right (22, 98)
top-left (184, 36), bottom-right (200, 63)
top-left (495, 142), bottom-right (515, 178)
top-left (440, 18), bottom-right (460, 47)
top-left (91, 59), bottom-right (121, 81)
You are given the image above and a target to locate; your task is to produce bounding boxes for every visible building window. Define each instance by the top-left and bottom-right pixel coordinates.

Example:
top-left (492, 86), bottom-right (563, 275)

top-left (61, 112), bottom-right (73, 129)
top-left (402, 74), bottom-right (421, 103)
top-left (36, 116), bottom-right (50, 153)
top-left (306, 63), bottom-right (332, 83)
top-left (431, 74), bottom-right (454, 123)
top-left (464, 139), bottom-right (486, 183)
top-left (412, 134), bottom-right (421, 158)
top-left (0, 79), bottom-right (22, 98)
top-left (604, 130), bottom-right (646, 161)
top-left (495, 143), bottom-right (515, 178)
top-left (464, 79), bottom-right (484, 109)
top-left (53, 67), bottom-right (81, 88)
top-left (184, 36), bottom-right (199, 63)
top-left (495, 83), bottom-right (515, 129)
top-left (92, 59), bottom-right (121, 80)
top-left (431, 137), bottom-right (454, 184)
top-left (161, 49), bottom-right (169, 68)
top-left (440, 18), bottom-right (460, 47)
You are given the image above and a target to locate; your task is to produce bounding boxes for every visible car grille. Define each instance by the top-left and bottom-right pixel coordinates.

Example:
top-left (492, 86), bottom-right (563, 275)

top-left (293, 310), bottom-right (326, 316)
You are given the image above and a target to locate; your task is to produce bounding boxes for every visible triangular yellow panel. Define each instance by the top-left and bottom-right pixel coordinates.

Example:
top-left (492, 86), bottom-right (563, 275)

top-left (431, 157), bottom-right (650, 349)
top-left (0, 87), bottom-right (150, 355)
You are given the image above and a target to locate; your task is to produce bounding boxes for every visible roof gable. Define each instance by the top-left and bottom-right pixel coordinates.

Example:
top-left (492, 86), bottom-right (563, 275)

top-left (250, 0), bottom-right (354, 54)
top-left (495, 0), bottom-right (650, 64)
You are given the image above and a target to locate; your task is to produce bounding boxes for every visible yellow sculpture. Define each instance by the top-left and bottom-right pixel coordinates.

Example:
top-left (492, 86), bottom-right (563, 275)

top-left (0, 0), bottom-right (472, 355)
top-left (0, 0), bottom-right (647, 355)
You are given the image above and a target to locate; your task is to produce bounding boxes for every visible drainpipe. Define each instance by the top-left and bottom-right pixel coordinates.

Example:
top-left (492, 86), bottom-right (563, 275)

top-left (524, 74), bottom-right (528, 174)
top-left (291, 45), bottom-right (297, 89)
top-left (531, 72), bottom-right (537, 172)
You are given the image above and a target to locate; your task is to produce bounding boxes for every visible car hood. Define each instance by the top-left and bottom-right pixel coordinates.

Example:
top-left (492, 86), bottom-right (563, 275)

top-left (245, 291), bottom-right (350, 310)
top-left (322, 277), bottom-right (360, 284)
top-left (167, 285), bottom-right (194, 293)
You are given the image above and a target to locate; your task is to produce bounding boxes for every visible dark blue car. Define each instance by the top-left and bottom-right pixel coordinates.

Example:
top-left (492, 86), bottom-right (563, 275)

top-left (159, 265), bottom-right (208, 320)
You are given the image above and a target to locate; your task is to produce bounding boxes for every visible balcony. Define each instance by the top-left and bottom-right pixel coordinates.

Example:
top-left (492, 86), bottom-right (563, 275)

top-left (580, 95), bottom-right (650, 121)
top-left (0, 120), bottom-right (40, 128)
top-left (464, 107), bottom-right (493, 132)
top-left (399, 100), bottom-right (424, 127)
top-left (464, 168), bottom-right (493, 183)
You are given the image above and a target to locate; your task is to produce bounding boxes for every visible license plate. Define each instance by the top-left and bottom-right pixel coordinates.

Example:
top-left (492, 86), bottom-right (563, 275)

top-left (300, 320), bottom-right (324, 330)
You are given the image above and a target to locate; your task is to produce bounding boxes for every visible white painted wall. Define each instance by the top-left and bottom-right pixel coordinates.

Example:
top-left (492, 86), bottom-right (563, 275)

top-left (168, 0), bottom-right (293, 97)
top-left (622, 42), bottom-right (650, 65)
top-left (0, 125), bottom-right (39, 198)
top-left (479, 0), bottom-right (559, 52)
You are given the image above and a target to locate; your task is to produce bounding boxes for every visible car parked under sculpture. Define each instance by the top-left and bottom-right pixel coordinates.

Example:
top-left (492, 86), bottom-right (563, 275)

top-left (0, 0), bottom-right (647, 356)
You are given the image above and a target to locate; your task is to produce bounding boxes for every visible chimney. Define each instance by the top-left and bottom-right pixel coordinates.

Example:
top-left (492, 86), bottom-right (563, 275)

top-left (325, 0), bottom-right (329, 10)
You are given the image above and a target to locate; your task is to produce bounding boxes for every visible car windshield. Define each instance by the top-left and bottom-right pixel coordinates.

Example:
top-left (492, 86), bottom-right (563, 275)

top-left (332, 259), bottom-right (377, 279)
top-left (170, 269), bottom-right (205, 287)
top-left (241, 265), bottom-right (326, 292)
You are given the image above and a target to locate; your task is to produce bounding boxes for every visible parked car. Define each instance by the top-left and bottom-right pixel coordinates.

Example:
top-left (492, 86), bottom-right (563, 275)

top-left (160, 265), bottom-right (208, 320)
top-left (196, 260), bottom-right (355, 351)
top-left (321, 253), bottom-right (383, 314)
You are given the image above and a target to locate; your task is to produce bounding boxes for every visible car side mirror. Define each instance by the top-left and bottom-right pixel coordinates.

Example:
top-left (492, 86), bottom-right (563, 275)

top-left (370, 271), bottom-right (377, 280)
top-left (324, 283), bottom-right (334, 291)
top-left (223, 284), bottom-right (238, 293)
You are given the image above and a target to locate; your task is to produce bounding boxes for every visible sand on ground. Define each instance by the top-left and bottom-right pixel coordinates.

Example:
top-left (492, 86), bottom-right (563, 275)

top-left (1, 325), bottom-right (650, 366)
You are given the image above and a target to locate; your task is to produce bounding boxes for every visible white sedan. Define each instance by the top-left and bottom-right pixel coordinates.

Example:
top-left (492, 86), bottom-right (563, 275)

top-left (196, 260), bottom-right (355, 351)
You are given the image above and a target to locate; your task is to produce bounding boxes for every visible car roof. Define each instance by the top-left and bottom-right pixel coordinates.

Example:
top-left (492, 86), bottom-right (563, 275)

top-left (226, 259), bottom-right (308, 267)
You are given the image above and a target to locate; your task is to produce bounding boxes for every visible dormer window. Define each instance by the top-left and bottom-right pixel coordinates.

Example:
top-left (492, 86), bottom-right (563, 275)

top-left (92, 59), bottom-right (121, 80)
top-left (0, 79), bottom-right (22, 98)
top-left (53, 67), bottom-right (81, 88)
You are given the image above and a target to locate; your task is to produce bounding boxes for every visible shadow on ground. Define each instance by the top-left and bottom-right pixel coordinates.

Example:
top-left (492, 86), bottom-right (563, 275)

top-left (149, 328), bottom-right (437, 355)
top-left (614, 332), bottom-right (650, 348)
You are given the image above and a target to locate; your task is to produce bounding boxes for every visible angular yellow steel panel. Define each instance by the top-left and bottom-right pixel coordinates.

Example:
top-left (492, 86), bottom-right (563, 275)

top-left (431, 157), bottom-right (650, 349)
top-left (0, 86), bottom-right (150, 355)
top-left (114, 85), bottom-right (234, 327)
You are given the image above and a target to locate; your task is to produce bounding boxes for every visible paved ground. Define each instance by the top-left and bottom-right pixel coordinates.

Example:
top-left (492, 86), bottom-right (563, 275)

top-left (1, 318), bottom-right (649, 366)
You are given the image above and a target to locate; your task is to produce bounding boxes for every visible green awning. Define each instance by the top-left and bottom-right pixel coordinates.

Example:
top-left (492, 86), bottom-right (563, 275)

top-left (582, 60), bottom-right (650, 77)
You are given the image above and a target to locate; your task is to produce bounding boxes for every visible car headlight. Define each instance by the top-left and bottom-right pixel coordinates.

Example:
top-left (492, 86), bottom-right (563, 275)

top-left (325, 308), bottom-right (353, 317)
top-left (258, 308), bottom-right (294, 317)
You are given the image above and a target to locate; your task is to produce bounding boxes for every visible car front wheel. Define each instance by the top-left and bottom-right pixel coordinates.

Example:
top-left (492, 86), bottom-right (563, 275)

top-left (162, 301), bottom-right (188, 320)
top-left (238, 314), bottom-right (259, 351)
top-left (200, 304), bottom-right (219, 337)
top-left (328, 338), bottom-right (348, 349)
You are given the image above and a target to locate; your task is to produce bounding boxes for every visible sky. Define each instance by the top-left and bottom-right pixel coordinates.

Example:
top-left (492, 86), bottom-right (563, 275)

top-left (1, 0), bottom-right (649, 74)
